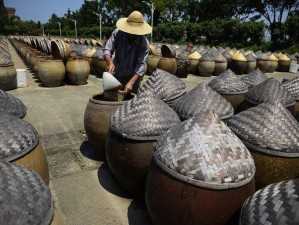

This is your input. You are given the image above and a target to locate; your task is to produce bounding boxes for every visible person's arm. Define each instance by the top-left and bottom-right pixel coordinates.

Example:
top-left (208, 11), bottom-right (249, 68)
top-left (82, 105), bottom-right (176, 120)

top-left (103, 29), bottom-right (118, 74)
top-left (125, 74), bottom-right (140, 93)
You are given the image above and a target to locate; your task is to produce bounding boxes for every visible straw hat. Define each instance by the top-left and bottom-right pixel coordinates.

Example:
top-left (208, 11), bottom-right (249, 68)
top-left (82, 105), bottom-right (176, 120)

top-left (116, 11), bottom-right (152, 35)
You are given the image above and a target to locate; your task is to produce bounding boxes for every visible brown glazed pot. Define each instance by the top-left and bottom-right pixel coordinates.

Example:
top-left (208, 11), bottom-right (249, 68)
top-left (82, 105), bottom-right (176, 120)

top-left (213, 62), bottom-right (227, 76)
top-left (66, 57), bottom-right (90, 85)
top-left (106, 129), bottom-right (155, 197)
top-left (256, 60), bottom-right (270, 73)
top-left (189, 59), bottom-right (199, 75)
top-left (295, 101), bottom-right (299, 115)
top-left (84, 93), bottom-right (132, 157)
top-left (157, 57), bottom-right (177, 75)
top-left (175, 58), bottom-right (190, 78)
top-left (221, 94), bottom-right (245, 111)
top-left (38, 59), bottom-right (66, 87)
top-left (245, 61), bottom-right (257, 74)
top-left (277, 60), bottom-right (291, 72)
top-left (147, 55), bottom-right (161, 75)
top-left (145, 161), bottom-right (255, 225)
top-left (198, 61), bottom-right (215, 77)
top-left (0, 65), bottom-right (17, 91)
top-left (13, 143), bottom-right (50, 185)
top-left (96, 59), bottom-right (106, 77)
top-left (248, 147), bottom-right (299, 190)
top-left (230, 60), bottom-right (247, 75)
top-left (267, 61), bottom-right (278, 73)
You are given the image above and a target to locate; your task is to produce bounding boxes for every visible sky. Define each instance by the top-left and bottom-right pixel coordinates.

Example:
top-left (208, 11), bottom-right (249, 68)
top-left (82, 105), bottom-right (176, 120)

top-left (4, 0), bottom-right (85, 23)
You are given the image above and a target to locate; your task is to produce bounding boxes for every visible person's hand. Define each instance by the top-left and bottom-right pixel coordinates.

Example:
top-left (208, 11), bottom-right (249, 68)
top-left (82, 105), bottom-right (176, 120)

top-left (107, 62), bottom-right (115, 74)
top-left (125, 81), bottom-right (134, 93)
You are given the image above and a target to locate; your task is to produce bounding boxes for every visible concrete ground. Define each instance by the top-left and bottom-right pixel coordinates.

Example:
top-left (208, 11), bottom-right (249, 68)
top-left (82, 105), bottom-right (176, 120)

top-left (7, 41), bottom-right (299, 225)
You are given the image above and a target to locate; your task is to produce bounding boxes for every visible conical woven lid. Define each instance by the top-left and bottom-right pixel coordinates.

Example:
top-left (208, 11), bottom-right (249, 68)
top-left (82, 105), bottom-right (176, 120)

top-left (279, 54), bottom-right (290, 61)
top-left (269, 53), bottom-right (278, 61)
top-left (282, 76), bottom-right (299, 100)
top-left (245, 77), bottom-right (295, 107)
top-left (245, 53), bottom-right (256, 62)
top-left (173, 83), bottom-right (234, 120)
top-left (215, 52), bottom-right (227, 63)
top-left (0, 113), bottom-right (39, 161)
top-left (228, 100), bottom-right (299, 156)
top-left (0, 161), bottom-right (53, 225)
top-left (208, 69), bottom-right (248, 94)
top-left (161, 44), bottom-right (176, 58)
top-left (240, 179), bottom-right (299, 225)
top-left (257, 53), bottom-right (270, 61)
top-left (200, 51), bottom-right (216, 62)
top-left (0, 90), bottom-right (27, 118)
top-left (241, 68), bottom-right (268, 89)
top-left (153, 110), bottom-right (255, 189)
top-left (110, 92), bottom-right (181, 140)
top-left (232, 51), bottom-right (247, 61)
top-left (138, 69), bottom-right (186, 102)
top-left (188, 50), bottom-right (201, 60)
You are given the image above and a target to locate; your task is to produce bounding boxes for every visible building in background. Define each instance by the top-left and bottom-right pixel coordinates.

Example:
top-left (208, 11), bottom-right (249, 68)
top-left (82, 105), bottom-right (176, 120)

top-left (5, 7), bottom-right (15, 18)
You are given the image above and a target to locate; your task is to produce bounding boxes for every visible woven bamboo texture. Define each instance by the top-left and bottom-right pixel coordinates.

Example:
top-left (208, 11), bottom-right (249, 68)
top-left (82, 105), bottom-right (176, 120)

top-left (153, 110), bottom-right (255, 189)
top-left (245, 77), bottom-right (295, 107)
top-left (0, 113), bottom-right (39, 161)
top-left (110, 92), bottom-right (181, 140)
top-left (0, 161), bottom-right (53, 225)
top-left (241, 68), bottom-right (268, 88)
top-left (138, 69), bottom-right (186, 102)
top-left (240, 179), bottom-right (299, 225)
top-left (282, 76), bottom-right (299, 101)
top-left (228, 100), bottom-right (299, 156)
top-left (0, 36), bottom-right (14, 67)
top-left (0, 90), bottom-right (27, 118)
top-left (208, 69), bottom-right (248, 94)
top-left (173, 82), bottom-right (234, 120)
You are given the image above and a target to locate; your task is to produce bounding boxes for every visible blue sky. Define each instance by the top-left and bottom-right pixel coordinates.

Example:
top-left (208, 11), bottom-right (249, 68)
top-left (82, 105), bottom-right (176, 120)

top-left (4, 0), bottom-right (85, 23)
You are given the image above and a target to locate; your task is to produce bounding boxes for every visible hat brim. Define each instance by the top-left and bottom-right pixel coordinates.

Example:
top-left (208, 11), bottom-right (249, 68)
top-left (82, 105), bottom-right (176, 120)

top-left (116, 18), bottom-right (152, 35)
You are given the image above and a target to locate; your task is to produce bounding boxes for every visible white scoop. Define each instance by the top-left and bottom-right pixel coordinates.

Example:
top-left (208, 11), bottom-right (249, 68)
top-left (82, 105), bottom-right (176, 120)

top-left (102, 72), bottom-right (123, 91)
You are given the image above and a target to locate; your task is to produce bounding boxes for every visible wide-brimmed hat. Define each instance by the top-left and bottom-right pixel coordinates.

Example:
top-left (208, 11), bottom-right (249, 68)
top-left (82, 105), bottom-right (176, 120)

top-left (116, 11), bottom-right (152, 35)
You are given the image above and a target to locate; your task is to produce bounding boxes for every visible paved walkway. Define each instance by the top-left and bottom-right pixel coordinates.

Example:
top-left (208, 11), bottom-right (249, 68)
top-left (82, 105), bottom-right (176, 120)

top-left (7, 40), bottom-right (299, 225)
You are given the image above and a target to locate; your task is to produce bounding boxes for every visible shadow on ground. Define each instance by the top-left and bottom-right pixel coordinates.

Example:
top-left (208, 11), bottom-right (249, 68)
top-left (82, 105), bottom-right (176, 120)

top-left (127, 199), bottom-right (152, 225)
top-left (80, 140), bottom-right (104, 162)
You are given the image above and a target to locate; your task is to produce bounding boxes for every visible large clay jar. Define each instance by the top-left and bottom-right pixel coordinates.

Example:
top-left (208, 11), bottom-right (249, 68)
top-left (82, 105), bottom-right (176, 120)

top-left (213, 52), bottom-right (227, 76)
top-left (66, 57), bottom-right (90, 85)
top-left (256, 53), bottom-right (270, 73)
top-left (245, 53), bottom-right (257, 73)
top-left (198, 51), bottom-right (216, 77)
top-left (106, 93), bottom-right (181, 197)
top-left (38, 59), bottom-right (66, 87)
top-left (147, 55), bottom-right (161, 75)
top-left (228, 100), bottom-right (299, 190)
top-left (146, 110), bottom-right (256, 225)
top-left (84, 93), bottom-right (133, 157)
top-left (230, 51), bottom-right (248, 75)
top-left (267, 53), bottom-right (278, 73)
top-left (208, 69), bottom-right (248, 110)
top-left (0, 65), bottom-right (17, 91)
top-left (240, 179), bottom-right (299, 225)
top-left (0, 161), bottom-right (56, 225)
top-left (157, 57), bottom-right (177, 75)
top-left (277, 54), bottom-right (291, 72)
top-left (175, 58), bottom-right (190, 78)
top-left (0, 113), bottom-right (50, 184)
top-left (188, 50), bottom-right (201, 75)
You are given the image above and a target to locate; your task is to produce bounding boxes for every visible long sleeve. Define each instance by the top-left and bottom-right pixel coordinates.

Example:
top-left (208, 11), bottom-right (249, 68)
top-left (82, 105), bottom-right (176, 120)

top-left (103, 29), bottom-right (118, 57)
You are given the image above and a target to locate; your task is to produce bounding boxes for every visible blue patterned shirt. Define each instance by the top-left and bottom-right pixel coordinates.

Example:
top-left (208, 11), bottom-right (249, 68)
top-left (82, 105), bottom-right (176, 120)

top-left (103, 29), bottom-right (149, 77)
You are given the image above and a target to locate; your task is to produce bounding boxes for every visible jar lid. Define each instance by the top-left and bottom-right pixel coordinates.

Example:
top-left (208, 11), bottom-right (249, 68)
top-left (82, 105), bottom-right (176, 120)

top-left (110, 92), bottom-right (181, 140)
top-left (245, 53), bottom-right (256, 62)
top-left (161, 44), bottom-right (176, 58)
top-left (200, 51), bottom-right (216, 61)
top-left (240, 179), bottom-right (299, 225)
top-left (0, 90), bottom-right (27, 118)
top-left (208, 69), bottom-right (248, 94)
top-left (228, 100), bottom-right (299, 157)
top-left (153, 110), bottom-right (255, 189)
top-left (232, 51), bottom-right (247, 61)
top-left (0, 161), bottom-right (53, 225)
top-left (241, 68), bottom-right (268, 89)
top-left (188, 50), bottom-right (201, 60)
top-left (245, 77), bottom-right (295, 107)
top-left (174, 82), bottom-right (234, 120)
top-left (0, 113), bottom-right (39, 161)
top-left (257, 53), bottom-right (270, 61)
top-left (215, 52), bottom-right (227, 63)
top-left (282, 76), bottom-right (299, 101)
top-left (138, 69), bottom-right (186, 102)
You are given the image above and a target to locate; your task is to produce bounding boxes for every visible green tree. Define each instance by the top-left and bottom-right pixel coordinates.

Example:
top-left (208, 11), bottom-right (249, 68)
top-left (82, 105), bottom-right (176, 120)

top-left (0, 0), bottom-right (8, 32)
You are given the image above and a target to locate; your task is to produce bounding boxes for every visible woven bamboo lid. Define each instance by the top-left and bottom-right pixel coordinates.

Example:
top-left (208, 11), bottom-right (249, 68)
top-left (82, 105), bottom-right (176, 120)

top-left (173, 83), bottom-right (234, 120)
top-left (279, 54), bottom-right (290, 61)
top-left (138, 69), bottom-right (186, 102)
top-left (282, 76), bottom-right (299, 101)
top-left (245, 52), bottom-right (256, 62)
top-left (228, 100), bottom-right (299, 157)
top-left (245, 77), bottom-right (295, 107)
top-left (208, 69), bottom-right (248, 94)
top-left (232, 51), bottom-right (247, 61)
top-left (0, 161), bottom-right (53, 225)
top-left (0, 90), bottom-right (27, 118)
top-left (199, 51), bottom-right (216, 62)
top-left (241, 68), bottom-right (268, 89)
top-left (110, 92), bottom-right (181, 140)
top-left (215, 52), bottom-right (227, 63)
top-left (240, 179), bottom-right (299, 225)
top-left (0, 113), bottom-right (39, 161)
top-left (257, 53), bottom-right (270, 61)
top-left (153, 110), bottom-right (255, 189)
top-left (188, 50), bottom-right (201, 60)
top-left (269, 53), bottom-right (278, 61)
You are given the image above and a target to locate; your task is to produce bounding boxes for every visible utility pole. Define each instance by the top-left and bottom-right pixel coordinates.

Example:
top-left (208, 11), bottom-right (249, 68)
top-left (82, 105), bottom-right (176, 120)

top-left (71, 19), bottom-right (77, 37)
top-left (143, 1), bottom-right (155, 42)
top-left (57, 22), bottom-right (61, 36)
